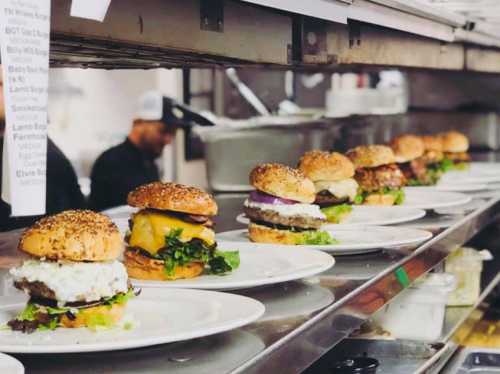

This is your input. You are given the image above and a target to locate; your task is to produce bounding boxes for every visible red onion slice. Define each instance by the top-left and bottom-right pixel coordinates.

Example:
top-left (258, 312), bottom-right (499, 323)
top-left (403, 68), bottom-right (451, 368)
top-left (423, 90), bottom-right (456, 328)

top-left (249, 190), bottom-right (298, 205)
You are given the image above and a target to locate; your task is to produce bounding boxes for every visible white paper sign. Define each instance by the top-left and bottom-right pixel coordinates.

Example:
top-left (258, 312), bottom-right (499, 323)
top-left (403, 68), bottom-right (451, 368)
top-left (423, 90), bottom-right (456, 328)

top-left (0, 0), bottom-right (51, 216)
top-left (70, 0), bottom-right (111, 22)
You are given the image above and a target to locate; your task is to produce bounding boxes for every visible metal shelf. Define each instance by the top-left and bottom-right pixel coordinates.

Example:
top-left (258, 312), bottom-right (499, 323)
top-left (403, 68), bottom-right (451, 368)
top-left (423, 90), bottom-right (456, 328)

top-left (7, 196), bottom-right (500, 373)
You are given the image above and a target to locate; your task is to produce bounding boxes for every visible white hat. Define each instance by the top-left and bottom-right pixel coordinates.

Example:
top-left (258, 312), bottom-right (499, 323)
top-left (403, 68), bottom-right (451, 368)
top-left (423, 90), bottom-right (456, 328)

top-left (136, 90), bottom-right (164, 121)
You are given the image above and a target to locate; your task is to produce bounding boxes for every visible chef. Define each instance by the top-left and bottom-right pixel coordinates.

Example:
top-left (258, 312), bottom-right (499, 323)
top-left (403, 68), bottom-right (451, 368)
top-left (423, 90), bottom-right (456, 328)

top-left (89, 91), bottom-right (184, 211)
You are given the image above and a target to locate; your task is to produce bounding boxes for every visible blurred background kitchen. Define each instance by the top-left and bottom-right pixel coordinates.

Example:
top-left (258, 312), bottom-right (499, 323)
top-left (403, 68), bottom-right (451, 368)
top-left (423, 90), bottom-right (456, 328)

top-left (47, 66), bottom-right (500, 201)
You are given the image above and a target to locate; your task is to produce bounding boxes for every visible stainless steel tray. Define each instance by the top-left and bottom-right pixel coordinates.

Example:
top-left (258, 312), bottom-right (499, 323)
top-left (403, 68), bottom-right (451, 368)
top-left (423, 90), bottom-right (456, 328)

top-left (1, 197), bottom-right (499, 373)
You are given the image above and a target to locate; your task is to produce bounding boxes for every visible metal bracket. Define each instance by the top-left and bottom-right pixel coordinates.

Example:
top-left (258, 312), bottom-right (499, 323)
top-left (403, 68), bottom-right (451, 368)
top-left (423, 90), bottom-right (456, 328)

top-left (301, 17), bottom-right (333, 64)
top-left (348, 20), bottom-right (362, 48)
top-left (200, 0), bottom-right (224, 32)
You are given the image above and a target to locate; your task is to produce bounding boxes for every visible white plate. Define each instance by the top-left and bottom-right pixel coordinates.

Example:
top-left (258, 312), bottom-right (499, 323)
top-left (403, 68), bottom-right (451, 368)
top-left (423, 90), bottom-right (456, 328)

top-left (435, 182), bottom-right (488, 192)
top-left (440, 170), bottom-right (500, 184)
top-left (132, 247), bottom-right (335, 290)
top-left (236, 206), bottom-right (426, 229)
top-left (0, 353), bottom-right (23, 374)
top-left (469, 162), bottom-right (500, 174)
top-left (0, 288), bottom-right (265, 353)
top-left (101, 205), bottom-right (137, 218)
top-left (246, 282), bottom-right (334, 322)
top-left (216, 226), bottom-right (432, 255)
top-left (402, 188), bottom-right (471, 210)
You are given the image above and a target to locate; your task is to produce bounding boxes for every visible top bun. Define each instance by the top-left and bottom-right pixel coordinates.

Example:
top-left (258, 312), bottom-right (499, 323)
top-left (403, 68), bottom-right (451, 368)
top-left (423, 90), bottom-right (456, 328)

top-left (128, 182), bottom-right (217, 216)
top-left (390, 135), bottom-right (425, 163)
top-left (249, 163), bottom-right (315, 203)
top-left (421, 135), bottom-right (443, 151)
top-left (440, 131), bottom-right (469, 153)
top-left (298, 150), bottom-right (355, 182)
top-left (346, 145), bottom-right (396, 169)
top-left (19, 210), bottom-right (122, 262)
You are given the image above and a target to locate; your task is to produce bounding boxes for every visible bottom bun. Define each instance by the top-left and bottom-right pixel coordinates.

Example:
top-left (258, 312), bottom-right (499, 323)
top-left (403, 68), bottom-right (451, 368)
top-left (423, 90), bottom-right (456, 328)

top-left (363, 193), bottom-right (396, 206)
top-left (248, 223), bottom-right (301, 245)
top-left (124, 249), bottom-right (204, 281)
top-left (60, 302), bottom-right (125, 329)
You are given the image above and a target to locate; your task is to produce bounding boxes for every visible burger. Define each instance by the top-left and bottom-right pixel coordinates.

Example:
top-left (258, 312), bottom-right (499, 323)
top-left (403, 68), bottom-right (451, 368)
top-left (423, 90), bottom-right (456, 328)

top-left (298, 150), bottom-right (358, 223)
top-left (8, 210), bottom-right (134, 333)
top-left (440, 131), bottom-right (470, 170)
top-left (390, 134), bottom-right (429, 186)
top-left (346, 145), bottom-right (406, 206)
top-left (124, 182), bottom-right (239, 281)
top-left (243, 163), bottom-right (337, 245)
top-left (420, 134), bottom-right (446, 183)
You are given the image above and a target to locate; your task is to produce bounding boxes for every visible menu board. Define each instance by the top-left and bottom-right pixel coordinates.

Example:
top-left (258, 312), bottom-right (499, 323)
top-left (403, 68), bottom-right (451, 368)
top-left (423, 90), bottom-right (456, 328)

top-left (0, 0), bottom-right (51, 216)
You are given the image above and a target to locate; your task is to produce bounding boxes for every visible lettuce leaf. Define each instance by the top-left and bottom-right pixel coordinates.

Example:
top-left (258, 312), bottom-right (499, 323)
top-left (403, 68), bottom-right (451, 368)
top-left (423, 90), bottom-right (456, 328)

top-left (296, 230), bottom-right (338, 245)
top-left (321, 204), bottom-right (352, 224)
top-left (156, 229), bottom-right (240, 276)
top-left (354, 188), bottom-right (404, 205)
top-left (209, 250), bottom-right (240, 275)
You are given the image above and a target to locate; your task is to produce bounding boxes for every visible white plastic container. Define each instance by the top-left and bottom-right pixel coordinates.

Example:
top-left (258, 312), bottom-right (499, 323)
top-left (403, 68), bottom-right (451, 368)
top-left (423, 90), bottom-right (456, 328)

top-left (445, 247), bottom-right (492, 306)
top-left (372, 273), bottom-right (456, 342)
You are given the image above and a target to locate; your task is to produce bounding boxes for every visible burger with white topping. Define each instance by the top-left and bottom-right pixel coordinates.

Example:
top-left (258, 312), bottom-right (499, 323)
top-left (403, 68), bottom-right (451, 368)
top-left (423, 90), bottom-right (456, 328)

top-left (244, 163), bottom-right (337, 245)
top-left (8, 210), bottom-right (134, 333)
top-left (346, 145), bottom-right (406, 206)
top-left (298, 150), bottom-right (358, 223)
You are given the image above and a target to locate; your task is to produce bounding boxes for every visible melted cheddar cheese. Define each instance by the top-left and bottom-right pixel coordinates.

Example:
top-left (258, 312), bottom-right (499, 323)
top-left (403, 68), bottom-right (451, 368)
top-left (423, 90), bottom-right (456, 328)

top-left (128, 211), bottom-right (215, 255)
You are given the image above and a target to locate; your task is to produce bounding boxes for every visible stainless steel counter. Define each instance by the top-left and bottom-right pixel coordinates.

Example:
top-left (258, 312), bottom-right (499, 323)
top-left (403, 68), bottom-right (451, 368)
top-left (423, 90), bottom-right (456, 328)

top-left (1, 195), bottom-right (499, 373)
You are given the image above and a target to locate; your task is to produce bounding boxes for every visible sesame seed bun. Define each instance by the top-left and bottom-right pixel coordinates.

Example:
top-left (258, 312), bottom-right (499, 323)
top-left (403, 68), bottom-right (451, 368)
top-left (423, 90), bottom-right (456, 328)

top-left (440, 131), bottom-right (469, 153)
top-left (127, 182), bottom-right (217, 216)
top-left (249, 163), bottom-right (316, 204)
top-left (346, 145), bottom-right (396, 169)
top-left (421, 135), bottom-right (443, 151)
top-left (248, 223), bottom-right (302, 245)
top-left (124, 249), bottom-right (204, 280)
top-left (18, 210), bottom-right (123, 262)
top-left (390, 135), bottom-right (425, 163)
top-left (298, 151), bottom-right (355, 182)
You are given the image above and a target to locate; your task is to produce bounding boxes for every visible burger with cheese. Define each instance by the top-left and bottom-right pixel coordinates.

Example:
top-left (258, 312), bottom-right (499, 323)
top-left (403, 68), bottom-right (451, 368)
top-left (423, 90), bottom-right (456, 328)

top-left (346, 145), bottom-right (406, 206)
top-left (8, 210), bottom-right (134, 333)
top-left (298, 150), bottom-right (358, 223)
top-left (390, 134), bottom-right (430, 186)
top-left (440, 131), bottom-right (470, 170)
top-left (124, 182), bottom-right (239, 281)
top-left (243, 163), bottom-right (337, 245)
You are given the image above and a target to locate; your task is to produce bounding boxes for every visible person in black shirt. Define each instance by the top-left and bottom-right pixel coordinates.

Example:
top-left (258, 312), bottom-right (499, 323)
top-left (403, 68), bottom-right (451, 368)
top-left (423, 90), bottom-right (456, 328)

top-left (89, 91), bottom-right (180, 211)
top-left (0, 68), bottom-right (85, 232)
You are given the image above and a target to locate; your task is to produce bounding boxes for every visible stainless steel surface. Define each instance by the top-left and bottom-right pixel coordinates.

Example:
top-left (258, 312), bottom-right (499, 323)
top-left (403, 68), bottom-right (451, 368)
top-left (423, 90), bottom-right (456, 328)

top-left (202, 122), bottom-right (335, 192)
top-left (304, 338), bottom-right (440, 374)
top-left (442, 348), bottom-right (500, 374)
top-left (1, 196), bottom-right (499, 373)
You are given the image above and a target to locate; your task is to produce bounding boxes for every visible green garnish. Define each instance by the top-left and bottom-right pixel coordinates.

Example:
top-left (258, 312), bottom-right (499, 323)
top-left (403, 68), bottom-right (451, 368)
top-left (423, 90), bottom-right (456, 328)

top-left (321, 204), bottom-right (353, 224)
top-left (155, 229), bottom-right (240, 277)
top-left (86, 313), bottom-right (115, 331)
top-left (296, 230), bottom-right (338, 245)
top-left (354, 188), bottom-right (405, 205)
top-left (11, 289), bottom-right (135, 332)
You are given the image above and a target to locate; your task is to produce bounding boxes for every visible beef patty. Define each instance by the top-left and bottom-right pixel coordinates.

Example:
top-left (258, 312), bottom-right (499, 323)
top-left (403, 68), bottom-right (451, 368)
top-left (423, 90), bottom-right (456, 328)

top-left (243, 206), bottom-right (324, 230)
top-left (314, 191), bottom-right (350, 207)
top-left (354, 164), bottom-right (406, 192)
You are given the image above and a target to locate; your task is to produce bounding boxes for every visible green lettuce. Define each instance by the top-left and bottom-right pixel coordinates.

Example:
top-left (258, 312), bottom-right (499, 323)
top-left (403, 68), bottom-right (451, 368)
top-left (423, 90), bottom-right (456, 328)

top-left (155, 229), bottom-right (240, 276)
top-left (296, 230), bottom-right (338, 245)
top-left (321, 204), bottom-right (353, 224)
top-left (354, 188), bottom-right (405, 205)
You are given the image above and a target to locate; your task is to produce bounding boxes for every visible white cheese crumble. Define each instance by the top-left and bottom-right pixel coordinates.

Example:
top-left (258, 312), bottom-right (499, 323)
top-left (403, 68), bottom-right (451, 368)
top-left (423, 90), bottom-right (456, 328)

top-left (10, 260), bottom-right (129, 304)
top-left (314, 178), bottom-right (359, 202)
top-left (244, 199), bottom-right (325, 219)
